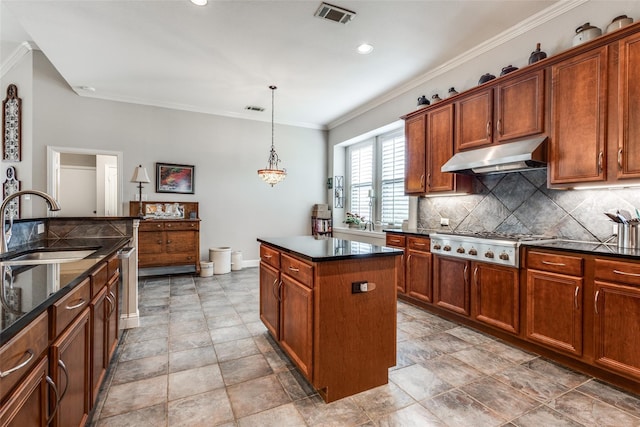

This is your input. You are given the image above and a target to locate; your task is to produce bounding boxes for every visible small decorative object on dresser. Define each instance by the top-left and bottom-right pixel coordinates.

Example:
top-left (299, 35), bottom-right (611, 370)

top-left (2, 84), bottom-right (21, 162)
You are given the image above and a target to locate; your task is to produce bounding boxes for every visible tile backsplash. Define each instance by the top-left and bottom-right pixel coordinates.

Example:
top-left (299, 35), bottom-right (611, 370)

top-left (418, 169), bottom-right (640, 242)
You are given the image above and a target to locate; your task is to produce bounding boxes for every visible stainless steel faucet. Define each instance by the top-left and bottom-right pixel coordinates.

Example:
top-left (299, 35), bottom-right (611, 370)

top-left (0, 190), bottom-right (62, 254)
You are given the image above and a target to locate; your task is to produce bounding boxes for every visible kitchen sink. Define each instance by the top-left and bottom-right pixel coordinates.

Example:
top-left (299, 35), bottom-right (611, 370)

top-left (1, 249), bottom-right (97, 266)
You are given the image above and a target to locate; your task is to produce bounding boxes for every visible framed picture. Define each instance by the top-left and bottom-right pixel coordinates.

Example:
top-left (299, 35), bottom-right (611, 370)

top-left (156, 162), bottom-right (194, 194)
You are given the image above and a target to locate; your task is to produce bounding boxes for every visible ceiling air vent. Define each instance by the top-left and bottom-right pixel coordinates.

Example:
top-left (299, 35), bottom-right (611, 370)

top-left (314, 2), bottom-right (355, 24)
top-left (245, 105), bottom-right (265, 112)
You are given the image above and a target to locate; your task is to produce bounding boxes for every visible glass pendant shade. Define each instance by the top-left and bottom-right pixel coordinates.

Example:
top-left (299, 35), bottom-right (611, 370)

top-left (258, 85), bottom-right (286, 187)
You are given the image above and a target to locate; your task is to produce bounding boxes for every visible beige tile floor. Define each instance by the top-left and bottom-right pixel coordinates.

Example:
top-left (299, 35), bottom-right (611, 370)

top-left (89, 268), bottom-right (640, 426)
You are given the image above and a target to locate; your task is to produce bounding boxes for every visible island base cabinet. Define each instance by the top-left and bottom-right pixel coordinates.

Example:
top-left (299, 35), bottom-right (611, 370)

top-left (594, 281), bottom-right (640, 380)
top-left (313, 257), bottom-right (396, 402)
top-left (0, 357), bottom-right (50, 427)
top-left (279, 275), bottom-right (313, 379)
top-left (259, 261), bottom-right (280, 339)
top-left (50, 309), bottom-right (91, 427)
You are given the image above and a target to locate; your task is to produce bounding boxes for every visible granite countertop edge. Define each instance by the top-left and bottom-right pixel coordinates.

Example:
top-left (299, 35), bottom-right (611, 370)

top-left (257, 236), bottom-right (402, 262)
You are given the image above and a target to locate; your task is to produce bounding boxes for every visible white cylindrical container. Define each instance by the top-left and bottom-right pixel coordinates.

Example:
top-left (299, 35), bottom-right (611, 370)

top-left (209, 247), bottom-right (231, 274)
top-left (200, 261), bottom-right (214, 277)
top-left (231, 251), bottom-right (243, 271)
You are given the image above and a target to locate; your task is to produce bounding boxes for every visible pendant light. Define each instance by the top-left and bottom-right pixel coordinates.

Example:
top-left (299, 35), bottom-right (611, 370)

top-left (257, 85), bottom-right (287, 186)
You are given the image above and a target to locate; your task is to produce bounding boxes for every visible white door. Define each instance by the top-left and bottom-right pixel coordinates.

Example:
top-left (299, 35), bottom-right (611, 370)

top-left (59, 166), bottom-right (97, 216)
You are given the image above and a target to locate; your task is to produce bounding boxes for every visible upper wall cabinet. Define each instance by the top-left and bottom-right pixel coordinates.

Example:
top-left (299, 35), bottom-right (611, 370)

top-left (455, 71), bottom-right (545, 152)
top-left (549, 46), bottom-right (608, 185)
top-left (403, 104), bottom-right (471, 196)
top-left (617, 33), bottom-right (640, 179)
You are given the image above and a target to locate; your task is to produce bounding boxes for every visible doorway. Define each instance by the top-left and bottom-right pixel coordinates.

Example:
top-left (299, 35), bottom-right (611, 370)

top-left (47, 146), bottom-right (123, 216)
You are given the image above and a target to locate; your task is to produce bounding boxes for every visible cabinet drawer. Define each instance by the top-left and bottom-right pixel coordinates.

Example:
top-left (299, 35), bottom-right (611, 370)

top-left (139, 221), bottom-right (165, 231)
top-left (407, 236), bottom-right (430, 252)
top-left (0, 311), bottom-right (48, 402)
top-left (51, 278), bottom-right (90, 338)
top-left (260, 245), bottom-right (280, 269)
top-left (527, 251), bottom-right (583, 276)
top-left (90, 262), bottom-right (108, 297)
top-left (165, 221), bottom-right (199, 231)
top-left (386, 234), bottom-right (406, 248)
top-left (281, 254), bottom-right (313, 288)
top-left (595, 259), bottom-right (640, 286)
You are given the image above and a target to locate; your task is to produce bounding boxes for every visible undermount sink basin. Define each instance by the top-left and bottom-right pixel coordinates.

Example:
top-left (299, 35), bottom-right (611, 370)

top-left (1, 249), bottom-right (97, 266)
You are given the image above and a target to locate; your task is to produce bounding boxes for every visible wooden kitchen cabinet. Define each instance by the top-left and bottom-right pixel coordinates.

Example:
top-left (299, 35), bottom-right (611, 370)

top-left (106, 275), bottom-right (119, 361)
top-left (49, 309), bottom-right (91, 427)
top-left (549, 46), bottom-right (608, 185)
top-left (472, 262), bottom-right (519, 334)
top-left (433, 255), bottom-right (470, 316)
top-left (89, 286), bottom-right (107, 406)
top-left (280, 274), bottom-right (313, 379)
top-left (455, 70), bottom-right (545, 152)
top-left (593, 258), bottom-right (640, 380)
top-left (616, 32), bottom-right (640, 179)
top-left (406, 236), bottom-right (432, 303)
top-left (0, 356), bottom-right (51, 427)
top-left (404, 114), bottom-right (426, 194)
top-left (259, 245), bottom-right (281, 339)
top-left (385, 233), bottom-right (406, 293)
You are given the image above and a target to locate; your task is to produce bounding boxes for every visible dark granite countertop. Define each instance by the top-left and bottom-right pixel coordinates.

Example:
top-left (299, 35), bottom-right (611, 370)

top-left (0, 237), bottom-right (130, 345)
top-left (257, 236), bottom-right (402, 262)
top-left (523, 239), bottom-right (640, 260)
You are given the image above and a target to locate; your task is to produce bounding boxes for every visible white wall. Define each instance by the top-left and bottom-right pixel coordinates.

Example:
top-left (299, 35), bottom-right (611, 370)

top-left (7, 51), bottom-right (327, 262)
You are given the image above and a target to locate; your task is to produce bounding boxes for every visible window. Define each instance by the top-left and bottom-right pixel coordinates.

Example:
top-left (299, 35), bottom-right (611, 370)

top-left (347, 129), bottom-right (408, 226)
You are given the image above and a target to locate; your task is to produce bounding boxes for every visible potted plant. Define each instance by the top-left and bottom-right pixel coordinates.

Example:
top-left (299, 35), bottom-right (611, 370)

top-left (344, 212), bottom-right (365, 229)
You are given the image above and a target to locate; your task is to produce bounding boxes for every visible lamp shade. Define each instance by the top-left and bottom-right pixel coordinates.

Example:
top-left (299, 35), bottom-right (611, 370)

top-left (131, 165), bottom-right (151, 183)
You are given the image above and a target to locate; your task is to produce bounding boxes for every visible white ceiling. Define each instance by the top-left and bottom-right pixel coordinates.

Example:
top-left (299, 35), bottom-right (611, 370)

top-left (1, 0), bottom-right (561, 129)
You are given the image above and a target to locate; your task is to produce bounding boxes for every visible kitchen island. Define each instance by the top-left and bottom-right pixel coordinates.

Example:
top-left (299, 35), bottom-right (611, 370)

top-left (257, 236), bottom-right (402, 402)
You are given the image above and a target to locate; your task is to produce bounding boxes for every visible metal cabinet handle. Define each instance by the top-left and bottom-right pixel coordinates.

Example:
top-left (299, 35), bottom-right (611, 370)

top-left (618, 148), bottom-right (623, 170)
top-left (271, 278), bottom-right (279, 301)
top-left (277, 280), bottom-right (283, 302)
top-left (65, 298), bottom-right (85, 310)
top-left (464, 264), bottom-right (469, 286)
top-left (486, 121), bottom-right (492, 139)
top-left (427, 173), bottom-right (431, 188)
top-left (263, 254), bottom-right (272, 259)
top-left (594, 290), bottom-right (600, 315)
top-left (156, 240), bottom-right (162, 244)
top-left (541, 260), bottom-right (565, 266)
top-left (413, 243), bottom-right (426, 247)
top-left (106, 292), bottom-right (116, 318)
top-left (288, 266), bottom-right (300, 272)
top-left (58, 359), bottom-right (70, 400)
top-left (420, 174), bottom-right (425, 188)
top-left (0, 349), bottom-right (33, 377)
top-left (614, 269), bottom-right (640, 278)
top-left (46, 376), bottom-right (60, 426)
top-left (497, 119), bottom-right (503, 136)
top-left (167, 240), bottom-right (172, 244)
top-left (574, 286), bottom-right (580, 310)
top-left (473, 266), bottom-right (478, 286)
top-left (598, 151), bottom-right (604, 173)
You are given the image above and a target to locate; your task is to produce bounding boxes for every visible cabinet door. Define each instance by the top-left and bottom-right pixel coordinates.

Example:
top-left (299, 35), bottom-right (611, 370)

top-left (90, 287), bottom-right (107, 407)
top-left (385, 234), bottom-right (406, 293)
top-left (50, 309), bottom-right (91, 427)
top-left (433, 256), bottom-right (470, 316)
top-left (106, 276), bottom-right (119, 362)
top-left (495, 70), bottom-right (545, 142)
top-left (526, 270), bottom-right (583, 356)
top-left (473, 263), bottom-right (519, 334)
top-left (138, 231), bottom-right (164, 255)
top-left (259, 262), bottom-right (280, 339)
top-left (550, 46), bottom-right (608, 184)
top-left (427, 104), bottom-right (456, 192)
top-left (617, 33), bottom-right (640, 179)
top-left (406, 250), bottom-right (432, 303)
top-left (455, 88), bottom-right (493, 151)
top-left (165, 230), bottom-right (196, 254)
top-left (594, 281), bottom-right (640, 380)
top-left (404, 114), bottom-right (426, 194)
top-left (0, 356), bottom-right (50, 427)
top-left (280, 274), bottom-right (313, 379)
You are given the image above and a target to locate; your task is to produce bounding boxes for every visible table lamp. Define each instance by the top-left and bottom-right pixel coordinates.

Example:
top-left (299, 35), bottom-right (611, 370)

top-left (131, 165), bottom-right (151, 217)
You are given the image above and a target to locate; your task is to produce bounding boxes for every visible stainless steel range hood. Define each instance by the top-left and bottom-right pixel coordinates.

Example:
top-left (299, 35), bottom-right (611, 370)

top-left (441, 136), bottom-right (548, 175)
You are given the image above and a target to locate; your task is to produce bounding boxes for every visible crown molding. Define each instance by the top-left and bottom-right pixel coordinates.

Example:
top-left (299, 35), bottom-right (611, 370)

top-left (327, 0), bottom-right (589, 130)
top-left (0, 41), bottom-right (39, 78)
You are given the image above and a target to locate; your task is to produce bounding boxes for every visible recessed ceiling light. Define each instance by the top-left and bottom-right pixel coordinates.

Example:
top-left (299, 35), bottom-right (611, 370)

top-left (190, 0), bottom-right (207, 6)
top-left (357, 43), bottom-right (373, 54)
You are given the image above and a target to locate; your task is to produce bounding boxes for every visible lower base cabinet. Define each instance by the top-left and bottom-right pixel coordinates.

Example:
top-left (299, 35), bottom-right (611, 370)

top-left (0, 357), bottom-right (51, 427)
top-left (473, 263), bottom-right (519, 334)
top-left (280, 274), bottom-right (313, 378)
top-left (406, 250), bottom-right (432, 302)
top-left (50, 309), bottom-right (91, 427)
top-left (433, 256), bottom-right (470, 316)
